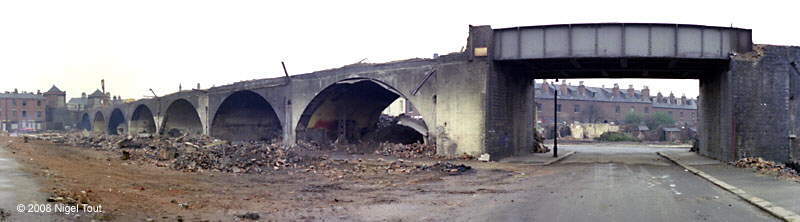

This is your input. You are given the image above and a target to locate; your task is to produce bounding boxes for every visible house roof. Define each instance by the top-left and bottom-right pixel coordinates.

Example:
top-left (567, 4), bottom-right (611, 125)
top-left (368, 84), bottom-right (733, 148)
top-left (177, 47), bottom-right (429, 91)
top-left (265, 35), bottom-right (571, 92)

top-left (662, 127), bottom-right (682, 132)
top-left (535, 83), bottom-right (697, 109)
top-left (88, 89), bottom-right (104, 97)
top-left (45, 85), bottom-right (64, 94)
top-left (68, 97), bottom-right (88, 105)
top-left (0, 93), bottom-right (45, 99)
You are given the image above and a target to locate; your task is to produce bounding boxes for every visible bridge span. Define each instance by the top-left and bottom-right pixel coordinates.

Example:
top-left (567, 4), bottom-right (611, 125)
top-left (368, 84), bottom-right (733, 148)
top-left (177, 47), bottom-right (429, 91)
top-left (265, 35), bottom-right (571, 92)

top-left (80, 23), bottom-right (800, 163)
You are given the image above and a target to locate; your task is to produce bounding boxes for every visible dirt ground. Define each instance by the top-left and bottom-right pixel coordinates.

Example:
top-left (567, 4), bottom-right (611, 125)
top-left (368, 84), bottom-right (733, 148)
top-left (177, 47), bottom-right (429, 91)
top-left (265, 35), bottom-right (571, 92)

top-left (0, 136), bottom-right (544, 221)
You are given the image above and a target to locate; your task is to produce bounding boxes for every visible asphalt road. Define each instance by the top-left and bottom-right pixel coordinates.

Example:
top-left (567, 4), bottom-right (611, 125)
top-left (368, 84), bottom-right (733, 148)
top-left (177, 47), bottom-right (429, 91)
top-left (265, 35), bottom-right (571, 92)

top-left (356, 144), bottom-right (780, 222)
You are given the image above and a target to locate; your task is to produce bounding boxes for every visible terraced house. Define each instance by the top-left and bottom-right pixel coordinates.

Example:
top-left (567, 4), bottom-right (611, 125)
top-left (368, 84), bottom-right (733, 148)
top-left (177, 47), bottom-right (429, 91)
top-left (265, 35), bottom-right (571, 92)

top-left (0, 89), bottom-right (47, 132)
top-left (535, 80), bottom-right (697, 127)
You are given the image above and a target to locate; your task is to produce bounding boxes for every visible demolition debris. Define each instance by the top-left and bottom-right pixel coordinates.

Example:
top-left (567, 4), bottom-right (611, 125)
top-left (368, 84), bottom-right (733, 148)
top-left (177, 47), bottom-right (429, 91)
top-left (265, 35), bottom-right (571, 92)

top-left (733, 157), bottom-right (800, 182)
top-left (27, 132), bottom-right (472, 177)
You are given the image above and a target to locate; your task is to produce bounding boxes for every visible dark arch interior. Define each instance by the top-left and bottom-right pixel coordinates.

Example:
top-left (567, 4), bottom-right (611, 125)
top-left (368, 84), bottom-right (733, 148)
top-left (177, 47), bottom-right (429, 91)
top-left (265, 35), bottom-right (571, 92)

top-left (211, 91), bottom-right (283, 142)
top-left (79, 113), bottom-right (92, 131)
top-left (92, 112), bottom-right (106, 133)
top-left (162, 99), bottom-right (203, 136)
top-left (107, 109), bottom-right (126, 135)
top-left (130, 105), bottom-right (156, 134)
top-left (296, 79), bottom-right (426, 145)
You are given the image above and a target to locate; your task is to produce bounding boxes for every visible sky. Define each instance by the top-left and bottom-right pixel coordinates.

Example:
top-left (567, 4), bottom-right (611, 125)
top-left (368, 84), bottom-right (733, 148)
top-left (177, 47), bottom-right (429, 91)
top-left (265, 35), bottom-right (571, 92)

top-left (1, 0), bottom-right (797, 99)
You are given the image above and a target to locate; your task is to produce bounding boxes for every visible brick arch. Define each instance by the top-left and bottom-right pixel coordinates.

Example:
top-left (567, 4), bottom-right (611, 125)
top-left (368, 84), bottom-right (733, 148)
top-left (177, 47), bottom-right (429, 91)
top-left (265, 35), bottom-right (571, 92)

top-left (295, 77), bottom-right (429, 144)
top-left (161, 98), bottom-right (204, 136)
top-left (210, 90), bottom-right (283, 141)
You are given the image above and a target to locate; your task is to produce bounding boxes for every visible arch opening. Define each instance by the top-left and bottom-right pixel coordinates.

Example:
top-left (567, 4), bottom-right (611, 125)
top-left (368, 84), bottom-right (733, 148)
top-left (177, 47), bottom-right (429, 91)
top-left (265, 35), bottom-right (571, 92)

top-left (211, 90), bottom-right (282, 142)
top-left (130, 105), bottom-right (156, 134)
top-left (79, 113), bottom-right (92, 131)
top-left (162, 99), bottom-right (203, 136)
top-left (296, 79), bottom-right (427, 146)
top-left (92, 112), bottom-right (106, 134)
top-left (107, 109), bottom-right (126, 135)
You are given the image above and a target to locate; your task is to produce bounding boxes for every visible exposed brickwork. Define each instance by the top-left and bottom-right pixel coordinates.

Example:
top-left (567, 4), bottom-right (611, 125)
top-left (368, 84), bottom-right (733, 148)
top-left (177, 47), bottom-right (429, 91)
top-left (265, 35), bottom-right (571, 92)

top-left (728, 45), bottom-right (800, 162)
top-left (0, 91), bottom-right (47, 131)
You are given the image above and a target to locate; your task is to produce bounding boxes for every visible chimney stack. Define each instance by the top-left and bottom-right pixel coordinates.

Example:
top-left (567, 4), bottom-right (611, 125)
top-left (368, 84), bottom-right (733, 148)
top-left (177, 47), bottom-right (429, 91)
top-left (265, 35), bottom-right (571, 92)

top-left (669, 92), bottom-right (676, 104)
top-left (578, 81), bottom-right (587, 96)
top-left (101, 79), bottom-right (105, 94)
top-left (642, 86), bottom-right (650, 98)
top-left (542, 80), bottom-right (551, 95)
top-left (627, 84), bottom-right (635, 97)
top-left (612, 83), bottom-right (620, 97)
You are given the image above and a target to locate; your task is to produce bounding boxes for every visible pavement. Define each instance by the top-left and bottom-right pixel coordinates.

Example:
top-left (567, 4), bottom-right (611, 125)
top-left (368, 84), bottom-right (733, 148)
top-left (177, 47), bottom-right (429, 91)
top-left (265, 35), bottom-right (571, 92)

top-left (0, 143), bottom-right (62, 221)
top-left (355, 143), bottom-right (783, 221)
top-left (660, 150), bottom-right (800, 220)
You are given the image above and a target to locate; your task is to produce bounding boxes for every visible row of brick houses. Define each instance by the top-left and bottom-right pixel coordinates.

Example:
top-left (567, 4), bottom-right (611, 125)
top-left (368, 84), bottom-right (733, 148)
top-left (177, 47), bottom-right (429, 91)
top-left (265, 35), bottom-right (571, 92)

top-left (0, 86), bottom-right (67, 132)
top-left (535, 81), bottom-right (697, 127)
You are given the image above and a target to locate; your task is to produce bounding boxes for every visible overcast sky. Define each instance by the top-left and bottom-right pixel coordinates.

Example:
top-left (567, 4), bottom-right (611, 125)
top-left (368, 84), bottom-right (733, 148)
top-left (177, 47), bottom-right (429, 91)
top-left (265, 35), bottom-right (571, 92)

top-left (1, 0), bottom-right (796, 99)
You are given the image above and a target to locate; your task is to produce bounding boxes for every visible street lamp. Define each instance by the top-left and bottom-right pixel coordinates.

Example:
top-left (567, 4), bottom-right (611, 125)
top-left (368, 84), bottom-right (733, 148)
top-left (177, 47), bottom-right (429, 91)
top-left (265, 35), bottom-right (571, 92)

top-left (553, 78), bottom-right (559, 158)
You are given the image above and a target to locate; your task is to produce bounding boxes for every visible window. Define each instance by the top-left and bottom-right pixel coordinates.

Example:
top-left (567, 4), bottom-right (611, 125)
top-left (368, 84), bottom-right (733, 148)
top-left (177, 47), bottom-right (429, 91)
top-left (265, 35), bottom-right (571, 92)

top-left (13, 111), bottom-right (17, 117)
top-left (668, 111), bottom-right (673, 115)
top-left (574, 104), bottom-right (580, 112)
top-left (22, 111), bottom-right (27, 117)
top-left (644, 107), bottom-right (650, 113)
top-left (536, 103), bottom-right (543, 110)
top-left (680, 112), bottom-right (684, 117)
top-left (37, 100), bottom-right (41, 106)
top-left (22, 101), bottom-right (26, 106)
top-left (556, 104), bottom-right (562, 112)
top-left (12, 100), bottom-right (16, 106)
top-left (630, 107), bottom-right (635, 112)
top-left (615, 105), bottom-right (620, 113)
top-left (37, 111), bottom-right (42, 118)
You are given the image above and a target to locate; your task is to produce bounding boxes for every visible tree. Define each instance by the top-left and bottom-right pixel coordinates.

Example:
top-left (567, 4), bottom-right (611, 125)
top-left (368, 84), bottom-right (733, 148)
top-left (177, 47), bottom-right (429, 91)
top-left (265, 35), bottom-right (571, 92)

top-left (581, 104), bottom-right (604, 123)
top-left (645, 111), bottom-right (675, 129)
top-left (624, 111), bottom-right (643, 125)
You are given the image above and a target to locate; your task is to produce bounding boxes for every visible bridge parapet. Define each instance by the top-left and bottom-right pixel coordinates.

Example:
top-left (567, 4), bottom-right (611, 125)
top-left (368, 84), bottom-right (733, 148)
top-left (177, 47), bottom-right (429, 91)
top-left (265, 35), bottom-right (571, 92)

top-left (493, 23), bottom-right (752, 60)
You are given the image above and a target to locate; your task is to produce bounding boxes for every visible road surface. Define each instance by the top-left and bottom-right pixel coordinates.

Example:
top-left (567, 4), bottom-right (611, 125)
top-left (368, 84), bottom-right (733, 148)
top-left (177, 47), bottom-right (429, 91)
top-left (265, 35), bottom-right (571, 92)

top-left (0, 143), bottom-right (62, 221)
top-left (355, 143), bottom-right (779, 221)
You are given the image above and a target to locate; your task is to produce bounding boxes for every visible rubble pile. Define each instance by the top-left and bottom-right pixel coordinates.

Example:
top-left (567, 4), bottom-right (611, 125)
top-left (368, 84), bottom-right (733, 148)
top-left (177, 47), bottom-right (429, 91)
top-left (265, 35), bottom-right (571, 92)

top-left (532, 130), bottom-right (550, 153)
top-left (374, 142), bottom-right (437, 159)
top-left (170, 140), bottom-right (314, 173)
top-left (46, 188), bottom-right (97, 207)
top-left (733, 157), bottom-right (800, 181)
top-left (28, 132), bottom-right (475, 177)
top-left (32, 132), bottom-right (321, 174)
top-left (419, 162), bottom-right (472, 175)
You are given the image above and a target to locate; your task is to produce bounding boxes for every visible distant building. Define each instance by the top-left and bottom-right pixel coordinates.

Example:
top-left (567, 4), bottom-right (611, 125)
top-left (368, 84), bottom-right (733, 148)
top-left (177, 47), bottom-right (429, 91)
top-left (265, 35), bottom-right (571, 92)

top-left (67, 89), bottom-right (113, 111)
top-left (67, 93), bottom-right (88, 111)
top-left (0, 89), bottom-right (47, 132)
top-left (535, 81), bottom-right (697, 127)
top-left (43, 85), bottom-right (72, 130)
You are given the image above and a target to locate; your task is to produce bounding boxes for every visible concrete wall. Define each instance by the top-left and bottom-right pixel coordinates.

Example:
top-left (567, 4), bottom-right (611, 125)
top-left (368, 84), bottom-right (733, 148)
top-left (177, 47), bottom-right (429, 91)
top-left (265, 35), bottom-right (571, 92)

top-left (569, 123), bottom-right (620, 139)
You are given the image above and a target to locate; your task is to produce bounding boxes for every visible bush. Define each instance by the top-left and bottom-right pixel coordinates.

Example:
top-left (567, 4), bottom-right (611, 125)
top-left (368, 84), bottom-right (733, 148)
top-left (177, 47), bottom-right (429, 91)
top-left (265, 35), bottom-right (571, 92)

top-left (624, 111), bottom-right (643, 125)
top-left (645, 111), bottom-right (675, 130)
top-left (596, 132), bottom-right (640, 142)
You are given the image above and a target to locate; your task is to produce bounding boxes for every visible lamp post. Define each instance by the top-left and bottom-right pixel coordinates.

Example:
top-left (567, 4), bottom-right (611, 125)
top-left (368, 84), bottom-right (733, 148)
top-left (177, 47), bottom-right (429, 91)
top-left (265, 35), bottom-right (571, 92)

top-left (553, 78), bottom-right (559, 158)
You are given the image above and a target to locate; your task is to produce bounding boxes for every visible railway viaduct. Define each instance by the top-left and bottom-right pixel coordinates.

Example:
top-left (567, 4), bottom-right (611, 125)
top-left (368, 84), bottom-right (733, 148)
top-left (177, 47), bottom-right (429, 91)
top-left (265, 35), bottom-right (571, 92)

top-left (78, 23), bottom-right (800, 163)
